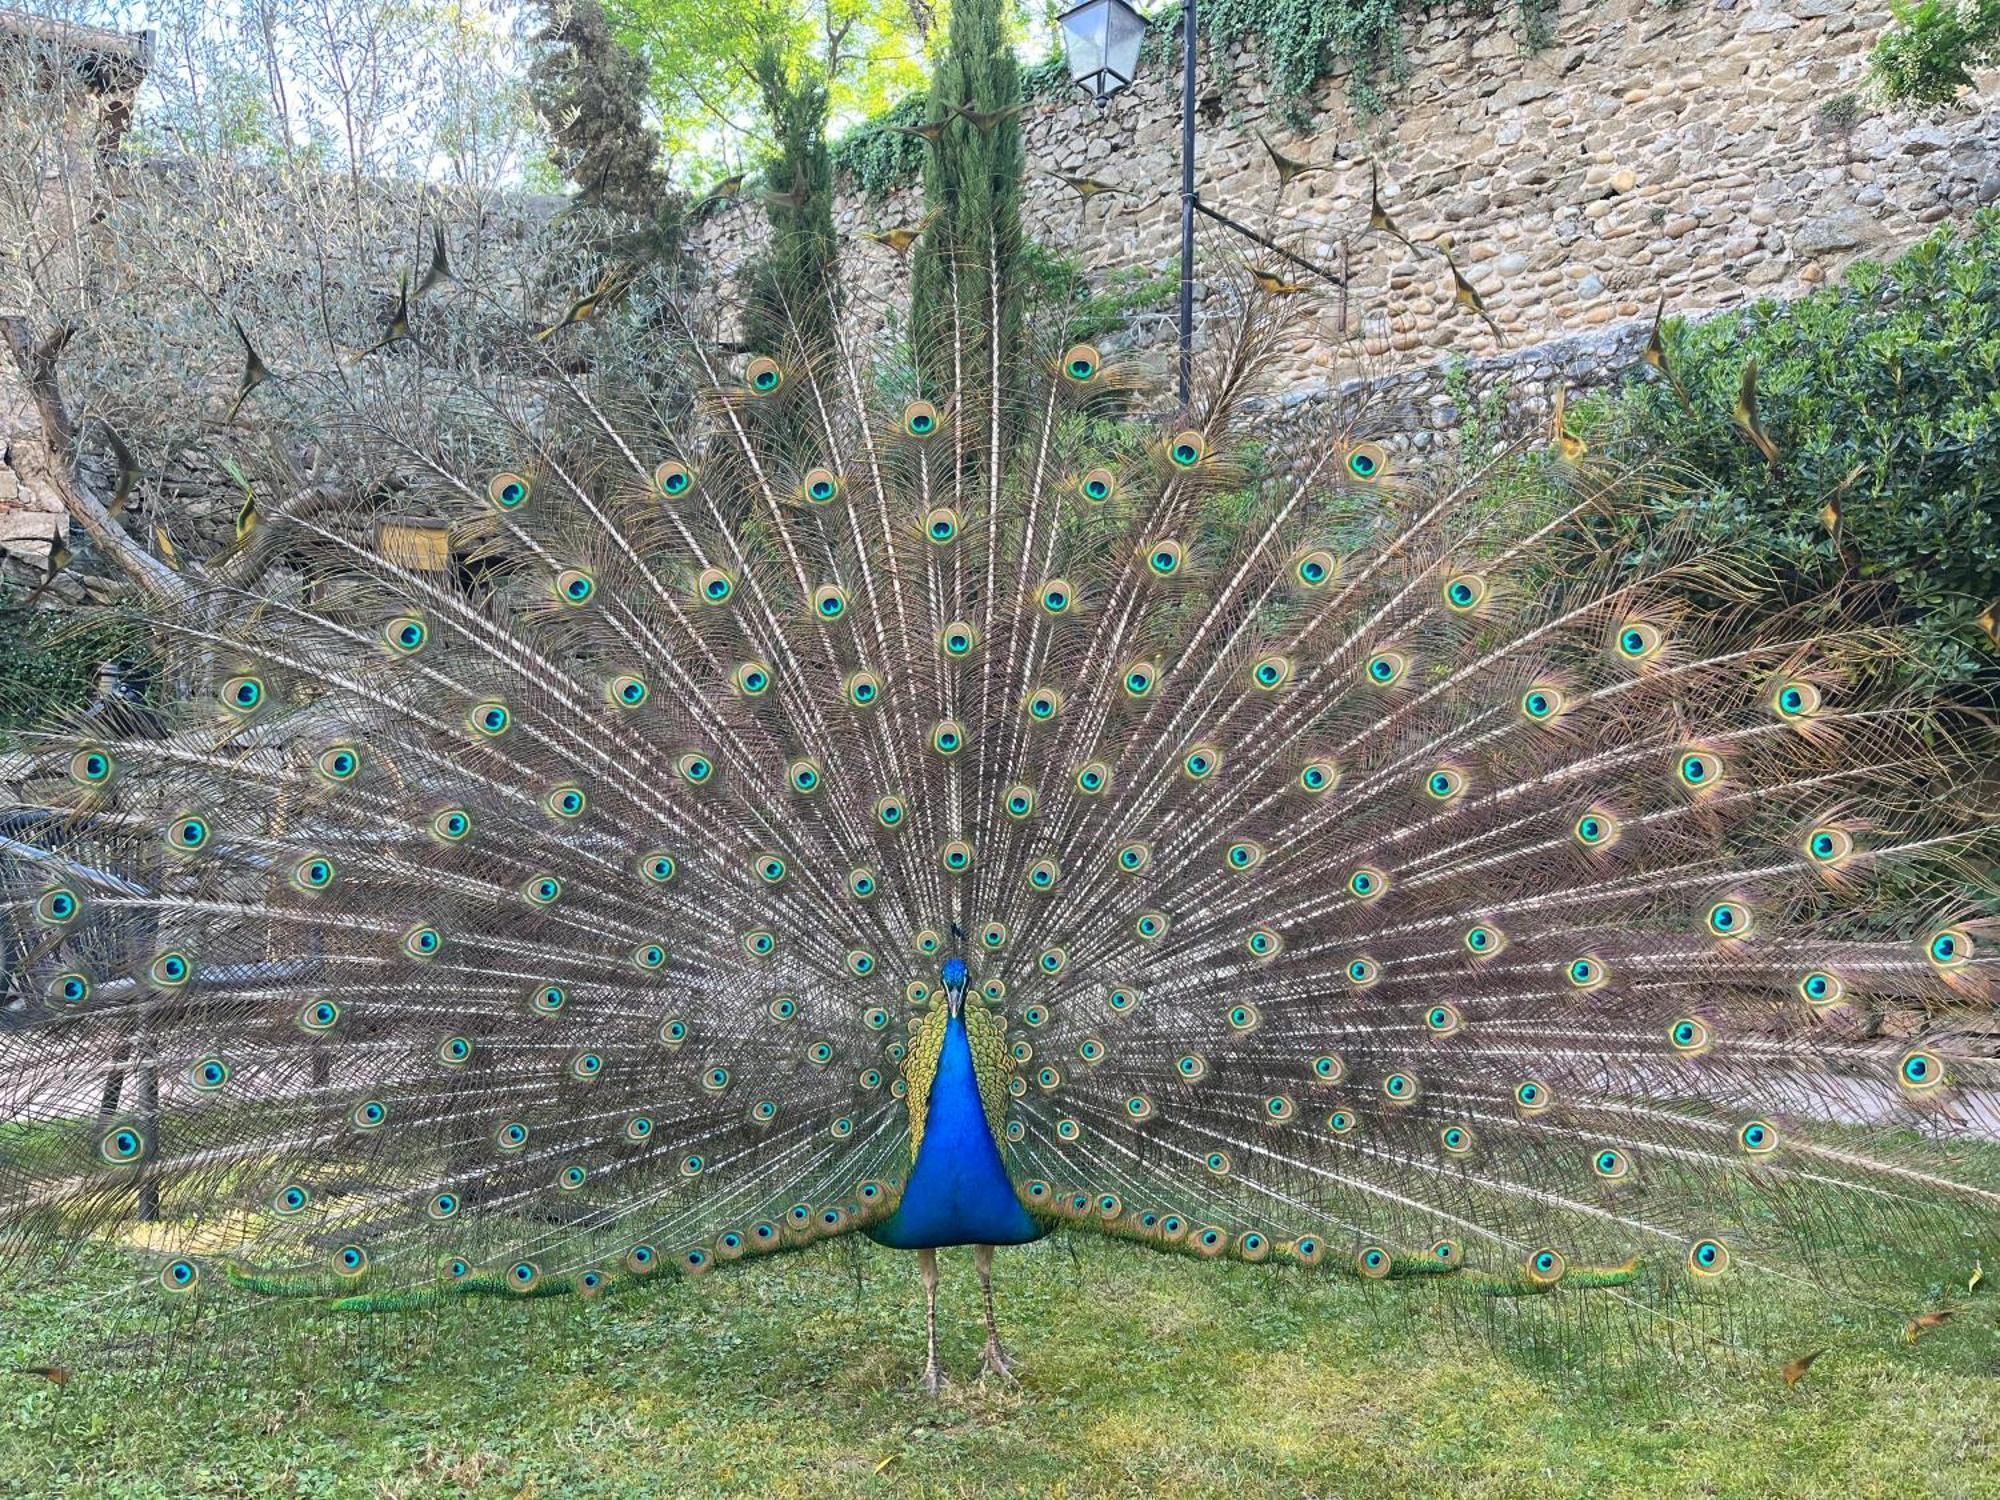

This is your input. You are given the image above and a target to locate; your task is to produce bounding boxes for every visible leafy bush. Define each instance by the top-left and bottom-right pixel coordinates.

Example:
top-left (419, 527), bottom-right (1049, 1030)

top-left (829, 94), bottom-right (929, 198)
top-left (0, 601), bottom-right (148, 736)
top-left (1868, 0), bottom-right (2000, 106)
top-left (1612, 212), bottom-right (2000, 683)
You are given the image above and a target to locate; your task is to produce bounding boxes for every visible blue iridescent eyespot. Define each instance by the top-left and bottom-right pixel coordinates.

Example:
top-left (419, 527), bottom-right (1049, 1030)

top-left (1251, 655), bottom-right (1291, 690)
top-left (149, 951), bottom-right (192, 987)
top-left (404, 925), bottom-right (442, 959)
top-left (1296, 549), bottom-right (1336, 587)
top-left (52, 972), bottom-right (90, 1005)
top-left (1592, 1147), bottom-right (1630, 1179)
top-left (221, 675), bottom-right (264, 714)
top-left (1688, 1238), bottom-right (1730, 1277)
top-left (611, 674), bottom-right (650, 708)
top-left (273, 1184), bottom-right (310, 1216)
top-left (1737, 1119), bottom-right (1777, 1155)
top-left (1365, 652), bottom-right (1407, 686)
top-left (802, 467), bottom-right (837, 504)
top-left (555, 568), bottom-right (595, 606)
top-left (317, 746), bottom-right (360, 782)
top-left (1677, 751), bottom-right (1720, 789)
top-left (190, 1056), bottom-right (230, 1092)
top-left (656, 460), bottom-right (694, 497)
top-left (1899, 1048), bottom-right (1944, 1092)
top-left (301, 999), bottom-right (340, 1032)
top-left (1772, 679), bottom-right (1820, 719)
top-left (36, 888), bottom-right (80, 925)
top-left (1444, 574), bottom-right (1486, 611)
top-left (469, 702), bottom-right (510, 737)
top-left (438, 1035), bottom-right (472, 1065)
top-left (1616, 621), bottom-right (1661, 661)
top-left (641, 851), bottom-right (677, 883)
top-left (746, 357), bottom-right (783, 393)
top-left (433, 807), bottom-right (472, 841)
top-left (1167, 430), bottom-right (1204, 468)
top-left (488, 472), bottom-right (530, 510)
top-left (169, 816), bottom-right (210, 852)
top-left (1080, 469), bottom-right (1115, 502)
top-left (352, 1100), bottom-right (386, 1131)
top-left (1926, 928), bottom-right (1970, 969)
top-left (385, 616), bottom-right (428, 655)
top-left (71, 748), bottom-right (114, 785)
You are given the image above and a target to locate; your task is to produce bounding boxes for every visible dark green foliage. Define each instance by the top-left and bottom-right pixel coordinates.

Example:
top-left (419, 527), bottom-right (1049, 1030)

top-left (908, 0), bottom-right (1026, 398)
top-left (0, 602), bottom-right (146, 737)
top-left (1612, 213), bottom-right (2000, 683)
top-left (742, 42), bottom-right (840, 355)
top-left (527, 0), bottom-right (682, 264)
top-left (829, 93), bottom-right (930, 199)
top-left (1869, 0), bottom-right (2000, 105)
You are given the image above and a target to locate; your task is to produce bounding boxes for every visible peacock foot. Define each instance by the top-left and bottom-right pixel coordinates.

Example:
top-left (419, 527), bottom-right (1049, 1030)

top-left (920, 1359), bottom-right (950, 1397)
top-left (978, 1340), bottom-right (1016, 1384)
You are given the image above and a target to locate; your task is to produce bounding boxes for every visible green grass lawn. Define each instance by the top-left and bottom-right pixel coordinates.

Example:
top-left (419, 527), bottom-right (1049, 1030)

top-left (3, 1235), bottom-right (1996, 1498)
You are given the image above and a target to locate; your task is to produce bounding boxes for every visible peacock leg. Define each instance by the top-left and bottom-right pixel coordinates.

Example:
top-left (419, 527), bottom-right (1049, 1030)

top-left (917, 1248), bottom-right (947, 1394)
top-left (974, 1244), bottom-right (1015, 1382)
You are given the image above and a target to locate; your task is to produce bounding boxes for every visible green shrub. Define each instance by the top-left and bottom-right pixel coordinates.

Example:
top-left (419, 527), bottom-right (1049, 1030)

top-left (1612, 212), bottom-right (2000, 684)
top-left (0, 601), bottom-right (149, 735)
top-left (1868, 0), bottom-right (2000, 106)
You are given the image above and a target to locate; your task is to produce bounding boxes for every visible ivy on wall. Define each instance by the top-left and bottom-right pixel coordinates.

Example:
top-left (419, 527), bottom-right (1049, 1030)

top-left (831, 0), bottom-right (1553, 197)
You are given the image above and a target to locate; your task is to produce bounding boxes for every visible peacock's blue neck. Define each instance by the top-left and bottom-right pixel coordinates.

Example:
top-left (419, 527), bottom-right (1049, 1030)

top-left (866, 1013), bottom-right (1044, 1250)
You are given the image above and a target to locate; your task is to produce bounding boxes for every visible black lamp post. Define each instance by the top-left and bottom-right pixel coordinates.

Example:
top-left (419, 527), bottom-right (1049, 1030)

top-left (1058, 0), bottom-right (1342, 405)
top-left (1057, 0), bottom-right (1189, 400)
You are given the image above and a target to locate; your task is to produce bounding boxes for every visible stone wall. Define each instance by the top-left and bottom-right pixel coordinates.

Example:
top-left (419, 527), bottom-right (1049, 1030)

top-left (688, 0), bottom-right (1998, 411)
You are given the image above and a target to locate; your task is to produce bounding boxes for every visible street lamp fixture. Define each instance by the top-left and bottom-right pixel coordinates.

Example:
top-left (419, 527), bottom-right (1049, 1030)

top-left (1055, 0), bottom-right (1148, 107)
top-left (1058, 0), bottom-right (1343, 405)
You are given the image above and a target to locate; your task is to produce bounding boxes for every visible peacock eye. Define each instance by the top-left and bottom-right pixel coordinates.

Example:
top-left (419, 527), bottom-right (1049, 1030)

top-left (928, 508), bottom-right (962, 545)
top-left (1615, 620), bottom-right (1663, 661)
top-left (1295, 548), bottom-right (1336, 588)
top-left (655, 459), bottom-right (694, 497)
top-left (746, 356), bottom-right (784, 393)
top-left (1343, 442), bottom-right (1386, 481)
top-left (1167, 429), bottom-right (1205, 467)
top-left (488, 472), bottom-right (530, 510)
top-left (1080, 468), bottom-right (1115, 502)
top-left (902, 400), bottom-right (938, 436)
top-left (1443, 574), bottom-right (1487, 611)
top-left (1062, 343), bottom-right (1101, 382)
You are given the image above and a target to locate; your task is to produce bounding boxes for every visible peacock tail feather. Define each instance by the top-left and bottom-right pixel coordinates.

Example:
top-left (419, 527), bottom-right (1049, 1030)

top-left (1, 261), bottom-right (1995, 1374)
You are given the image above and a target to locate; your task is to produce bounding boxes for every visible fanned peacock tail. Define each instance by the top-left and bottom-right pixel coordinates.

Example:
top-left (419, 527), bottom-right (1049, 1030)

top-left (2, 261), bottom-right (1996, 1380)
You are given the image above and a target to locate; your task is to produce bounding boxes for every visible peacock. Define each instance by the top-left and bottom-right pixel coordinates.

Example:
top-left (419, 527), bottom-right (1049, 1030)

top-left (1, 238), bottom-right (1996, 1398)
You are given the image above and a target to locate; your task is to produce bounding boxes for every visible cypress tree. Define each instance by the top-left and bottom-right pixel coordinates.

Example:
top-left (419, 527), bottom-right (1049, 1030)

top-left (743, 40), bottom-right (840, 356)
top-left (908, 0), bottom-right (1025, 405)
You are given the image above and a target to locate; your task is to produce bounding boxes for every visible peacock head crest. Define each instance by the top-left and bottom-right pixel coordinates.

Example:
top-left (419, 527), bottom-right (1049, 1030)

top-left (940, 956), bottom-right (969, 1015)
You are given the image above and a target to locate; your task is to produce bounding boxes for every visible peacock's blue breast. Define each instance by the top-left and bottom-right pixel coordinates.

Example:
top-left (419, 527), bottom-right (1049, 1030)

top-left (867, 1014), bottom-right (1045, 1250)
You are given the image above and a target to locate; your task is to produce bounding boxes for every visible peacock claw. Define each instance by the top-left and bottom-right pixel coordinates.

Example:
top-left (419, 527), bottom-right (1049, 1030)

top-left (979, 1343), bottom-right (1016, 1383)
top-left (920, 1362), bottom-right (949, 1396)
